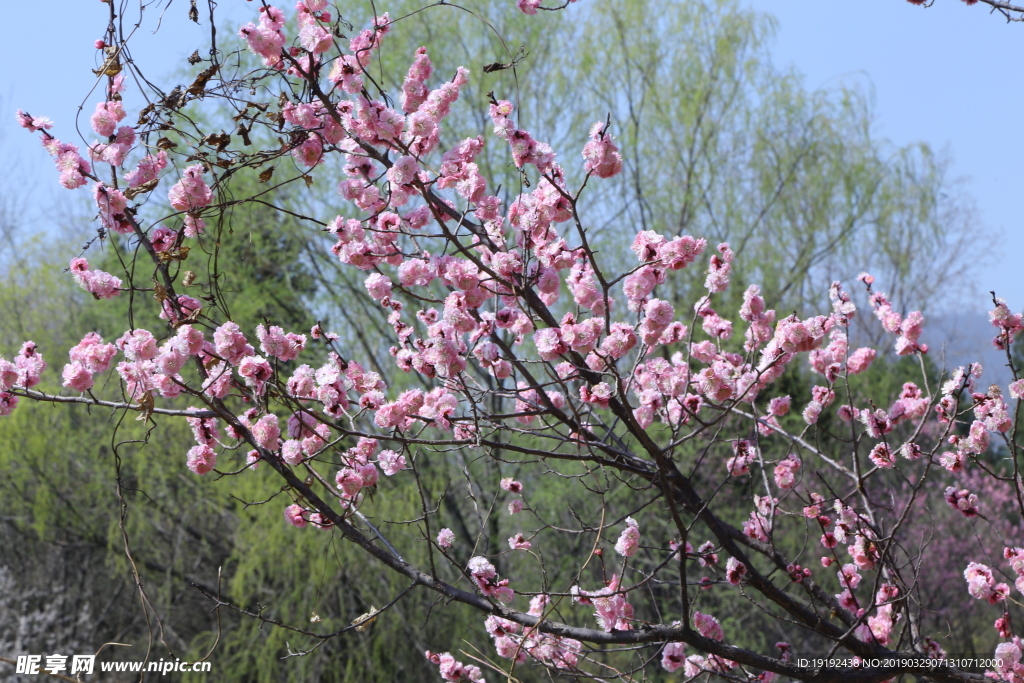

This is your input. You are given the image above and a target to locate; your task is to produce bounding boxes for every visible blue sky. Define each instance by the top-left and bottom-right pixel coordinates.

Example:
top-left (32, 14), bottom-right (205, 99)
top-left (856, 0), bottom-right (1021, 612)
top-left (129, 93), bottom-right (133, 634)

top-left (3, 0), bottom-right (1020, 315)
top-left (745, 0), bottom-right (1023, 314)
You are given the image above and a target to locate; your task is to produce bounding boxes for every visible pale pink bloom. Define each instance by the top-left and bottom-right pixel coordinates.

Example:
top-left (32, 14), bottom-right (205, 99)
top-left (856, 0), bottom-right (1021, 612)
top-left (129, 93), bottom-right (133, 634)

top-left (168, 164), bottom-right (213, 211)
top-left (838, 563), bottom-right (861, 590)
top-left (251, 414), bottom-right (280, 449)
top-left (580, 382), bottom-right (613, 409)
top-left (725, 557), bottom-right (746, 585)
top-left (964, 562), bottom-right (1010, 604)
top-left (0, 392), bottom-right (18, 416)
top-left (90, 100), bottom-right (125, 137)
top-left (336, 468), bottom-right (363, 497)
top-left (358, 463), bottom-right (379, 488)
top-left (846, 347), bottom-right (876, 375)
top-left (256, 324), bottom-right (305, 362)
top-left (0, 359), bottom-right (18, 392)
top-left (202, 362), bottom-right (233, 399)
top-left (149, 225), bottom-right (176, 252)
top-left (117, 329), bottom-right (158, 361)
top-left (516, 0), bottom-right (542, 14)
top-left (773, 457), bottom-right (800, 489)
top-left (693, 611), bottom-right (723, 641)
top-left (424, 651), bottom-right (485, 683)
top-left (868, 443), bottom-right (895, 469)
top-left (237, 355), bottom-right (273, 394)
top-left (186, 444), bottom-right (217, 475)
top-left (534, 327), bottom-right (567, 361)
top-left (69, 332), bottom-right (117, 374)
top-left (62, 362), bottom-right (94, 393)
top-left (15, 110), bottom-right (53, 132)
top-left (124, 151), bottom-right (168, 187)
top-left (437, 528), bottom-right (455, 549)
top-left (614, 517), bottom-right (640, 557)
top-left (213, 321), bottom-right (254, 365)
top-left (281, 439), bottom-right (304, 465)
top-left (467, 556), bottom-right (514, 603)
top-left (500, 478), bottom-right (523, 494)
top-left (802, 401), bottom-right (822, 425)
top-left (378, 449), bottom-right (407, 475)
top-left (937, 450), bottom-right (962, 473)
top-left (944, 487), bottom-right (979, 517)
top-left (15, 342), bottom-right (46, 389)
top-left (508, 499), bottom-right (523, 515)
top-left (768, 395), bottom-right (791, 416)
top-left (581, 121), bottom-right (623, 178)
top-left (1010, 379), bottom-right (1024, 400)
top-left (661, 642), bottom-right (686, 672)
top-left (284, 504), bottom-right (307, 528)
top-left (508, 533), bottom-right (531, 550)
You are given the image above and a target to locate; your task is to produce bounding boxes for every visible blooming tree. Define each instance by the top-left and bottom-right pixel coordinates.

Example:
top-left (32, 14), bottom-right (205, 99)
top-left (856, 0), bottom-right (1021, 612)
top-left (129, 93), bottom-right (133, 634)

top-left (7, 0), bottom-right (1024, 681)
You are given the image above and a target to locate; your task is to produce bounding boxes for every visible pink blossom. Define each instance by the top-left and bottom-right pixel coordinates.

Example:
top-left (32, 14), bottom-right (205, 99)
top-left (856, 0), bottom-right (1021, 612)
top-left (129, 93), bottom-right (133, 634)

top-left (284, 504), bottom-right (307, 528)
top-left (124, 151), bottom-right (168, 187)
top-left (237, 355), bottom-right (273, 394)
top-left (251, 414), bottom-right (280, 449)
top-left (964, 562), bottom-right (1009, 604)
top-left (662, 642), bottom-right (686, 672)
top-left (847, 347), bottom-right (876, 374)
top-left (256, 324), bottom-right (305, 362)
top-left (437, 528), bottom-right (455, 549)
top-left (534, 327), bottom-right (567, 361)
top-left (168, 164), bottom-right (213, 211)
top-left (14, 342), bottom-right (46, 389)
top-left (90, 100), bottom-right (125, 137)
top-left (704, 243), bottom-right (734, 293)
top-left (508, 533), bottom-right (532, 550)
top-left (693, 611), bottom-right (723, 641)
top-left (61, 362), bottom-right (94, 393)
top-left (70, 257), bottom-right (123, 299)
top-left (160, 295), bottom-right (202, 323)
top-left (508, 499), bottom-right (523, 515)
top-left (516, 0), bottom-right (542, 14)
top-left (725, 557), bottom-right (746, 585)
top-left (768, 395), bottom-right (791, 416)
top-left (1011, 379), bottom-right (1024, 400)
top-left (582, 121), bottom-right (623, 178)
top-left (378, 449), bottom-right (407, 475)
top-left (336, 468), bottom-right (363, 497)
top-left (467, 556), bottom-right (514, 603)
top-left (614, 517), bottom-right (640, 557)
top-left (0, 392), bottom-right (18, 416)
top-left (424, 651), bottom-right (485, 683)
top-left (202, 362), bottom-right (233, 399)
top-left (16, 110), bottom-right (53, 132)
top-left (773, 457), bottom-right (800, 489)
top-left (69, 332), bottom-right (117, 374)
top-left (868, 443), bottom-right (895, 469)
top-left (281, 440), bottom-right (303, 465)
top-left (838, 563), bottom-right (861, 590)
top-left (213, 321), bottom-right (254, 365)
top-left (944, 487), bottom-right (980, 517)
top-left (500, 478), bottom-right (523, 494)
top-left (358, 463), bottom-right (379, 488)
top-left (0, 359), bottom-right (18, 392)
top-left (186, 444), bottom-right (217, 475)
top-left (116, 329), bottom-right (158, 361)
